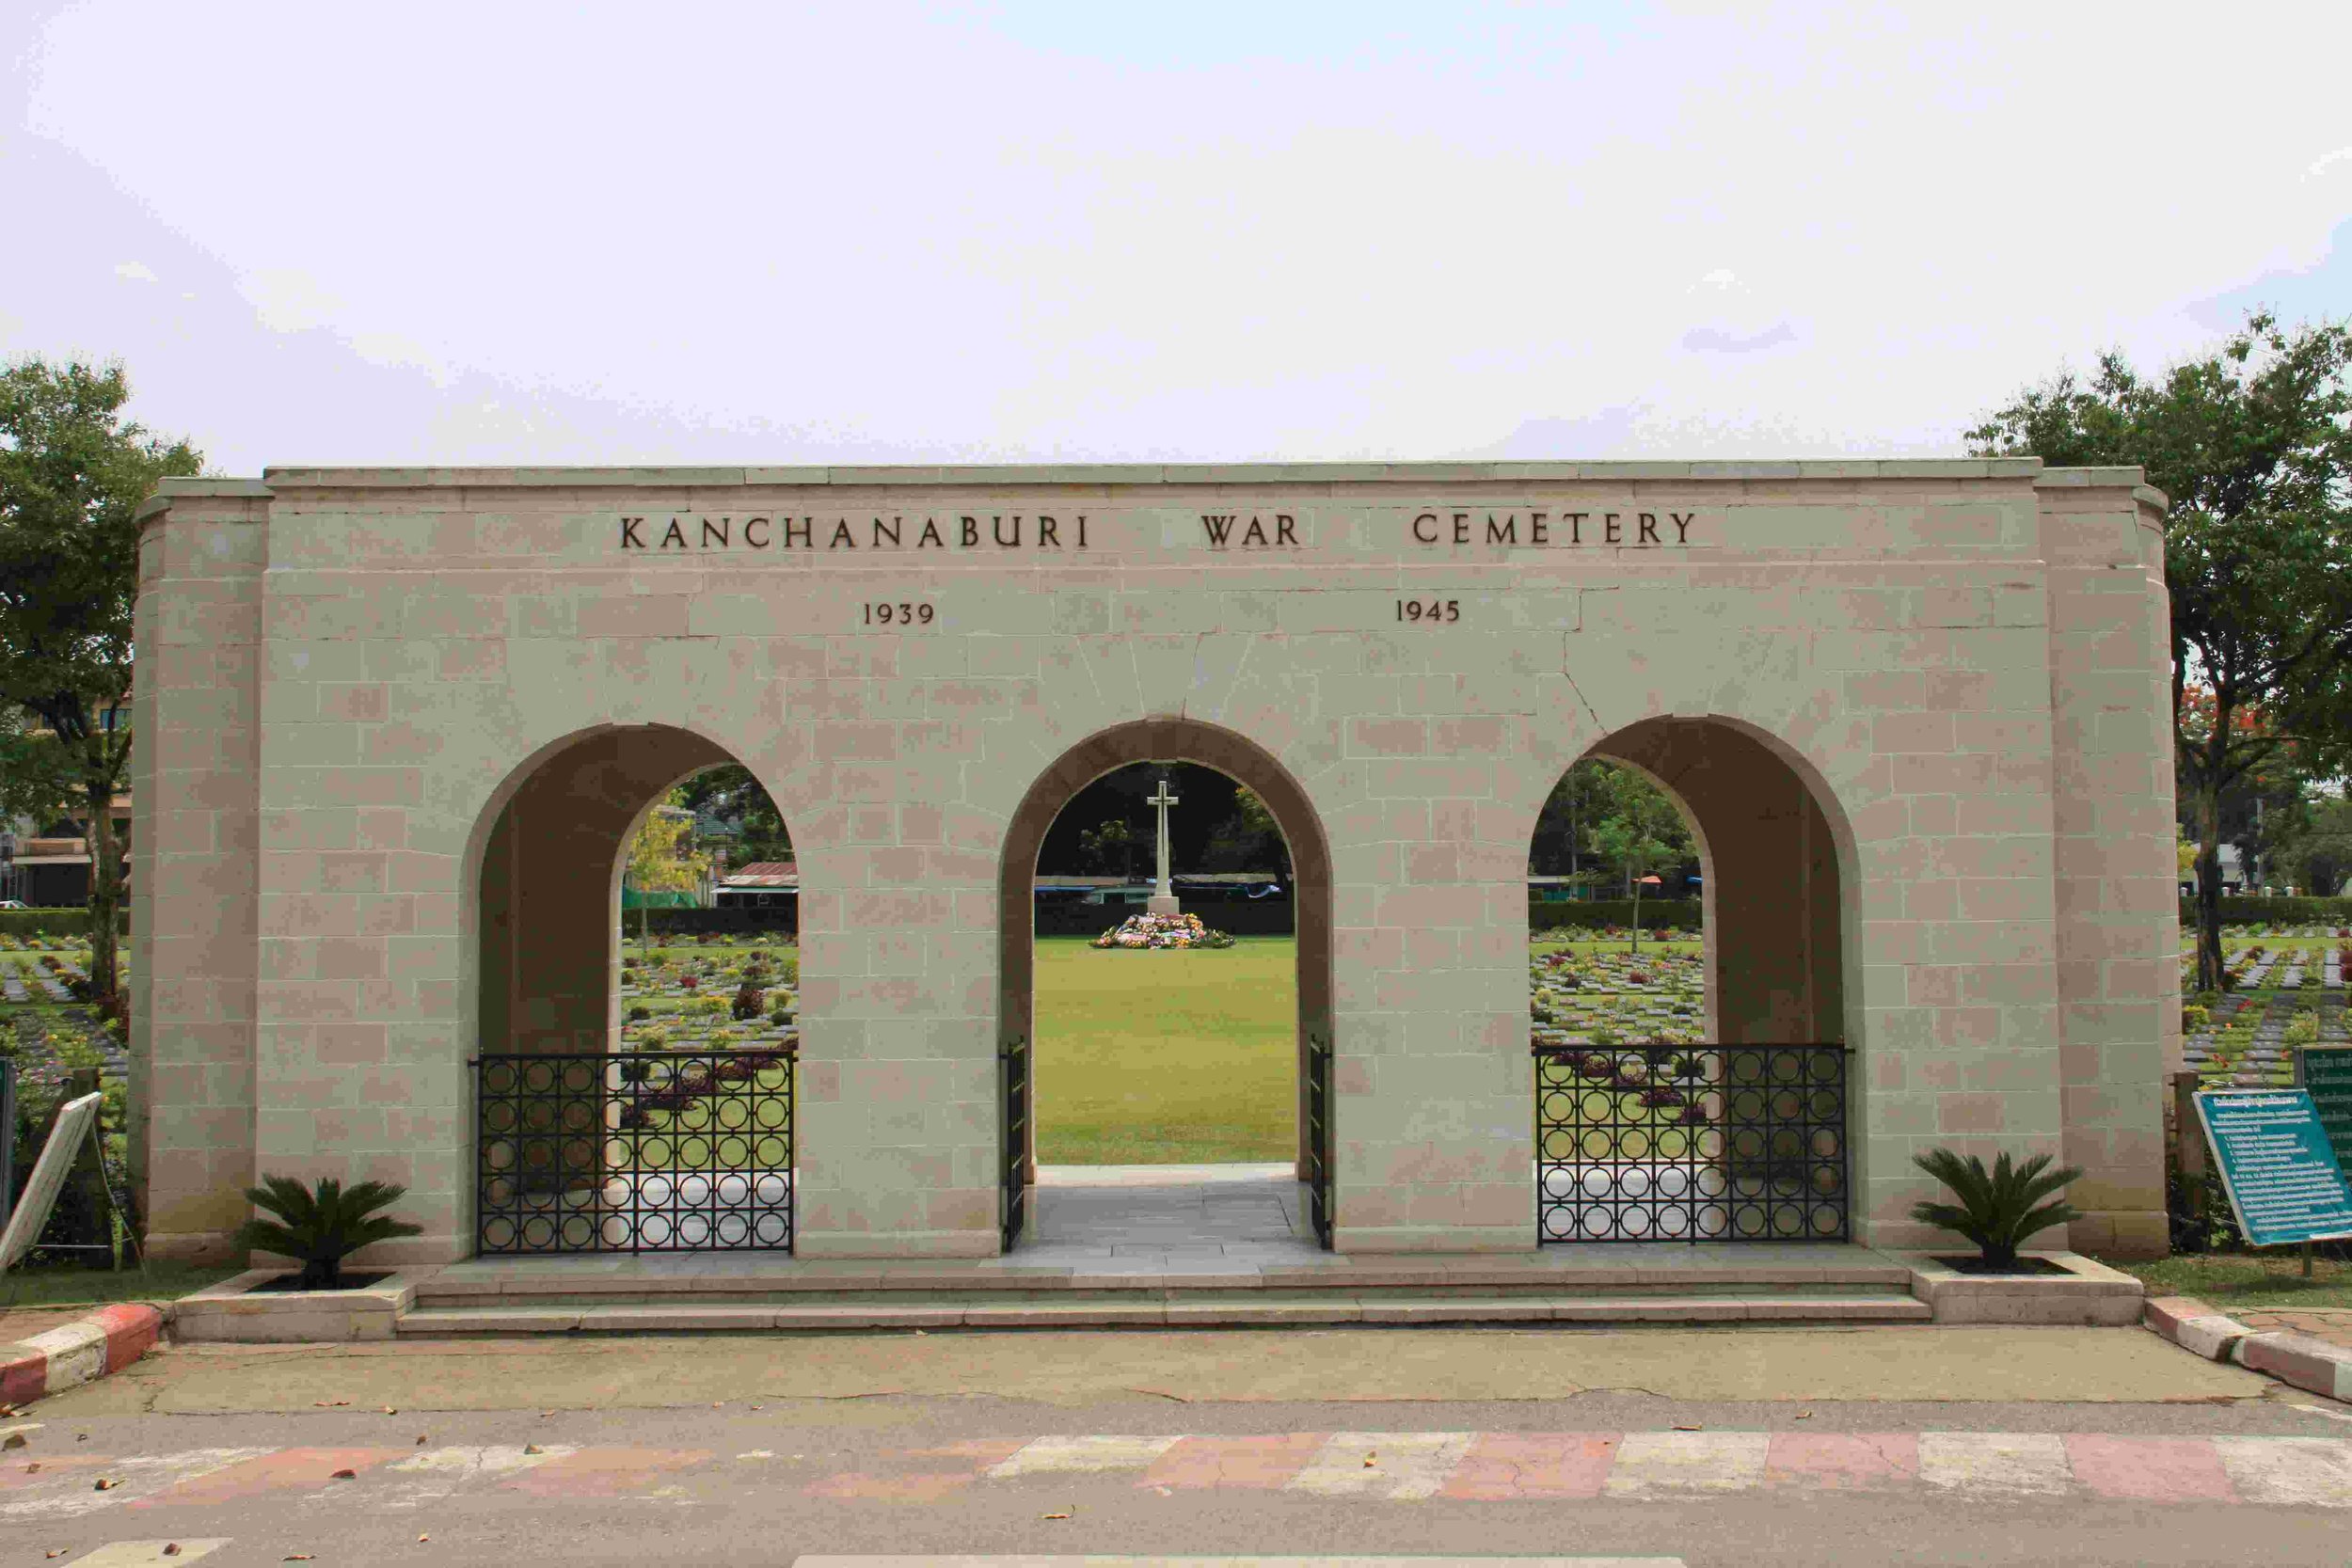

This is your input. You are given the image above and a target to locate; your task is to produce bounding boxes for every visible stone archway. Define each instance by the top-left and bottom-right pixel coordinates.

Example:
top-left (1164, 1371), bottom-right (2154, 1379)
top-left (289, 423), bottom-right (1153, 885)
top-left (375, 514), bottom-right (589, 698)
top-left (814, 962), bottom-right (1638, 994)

top-left (1586, 718), bottom-right (1854, 1048)
top-left (1533, 716), bottom-right (1860, 1243)
top-left (997, 720), bottom-right (1335, 1250)
top-left (472, 723), bottom-right (795, 1255)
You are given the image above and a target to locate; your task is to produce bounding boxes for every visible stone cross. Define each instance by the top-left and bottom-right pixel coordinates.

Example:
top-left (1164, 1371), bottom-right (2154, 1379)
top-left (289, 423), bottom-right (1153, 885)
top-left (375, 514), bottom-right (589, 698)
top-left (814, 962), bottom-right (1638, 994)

top-left (1146, 776), bottom-right (1181, 915)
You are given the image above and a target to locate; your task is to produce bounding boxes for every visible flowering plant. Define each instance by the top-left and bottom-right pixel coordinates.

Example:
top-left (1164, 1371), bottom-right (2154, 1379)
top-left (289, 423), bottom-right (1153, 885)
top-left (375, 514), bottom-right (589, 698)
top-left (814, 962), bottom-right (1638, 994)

top-left (1090, 911), bottom-right (1236, 950)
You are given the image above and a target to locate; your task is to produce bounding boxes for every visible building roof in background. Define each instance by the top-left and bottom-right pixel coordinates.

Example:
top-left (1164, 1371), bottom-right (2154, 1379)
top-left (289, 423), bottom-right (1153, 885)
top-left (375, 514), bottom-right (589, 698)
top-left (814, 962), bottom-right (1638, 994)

top-left (721, 862), bottom-right (799, 888)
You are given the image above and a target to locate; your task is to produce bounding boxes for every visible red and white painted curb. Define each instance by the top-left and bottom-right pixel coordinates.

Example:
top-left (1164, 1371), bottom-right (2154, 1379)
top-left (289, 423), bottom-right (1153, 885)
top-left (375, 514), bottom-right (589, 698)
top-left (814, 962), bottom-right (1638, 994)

top-left (2145, 1295), bottom-right (2352, 1404)
top-left (0, 1303), bottom-right (164, 1407)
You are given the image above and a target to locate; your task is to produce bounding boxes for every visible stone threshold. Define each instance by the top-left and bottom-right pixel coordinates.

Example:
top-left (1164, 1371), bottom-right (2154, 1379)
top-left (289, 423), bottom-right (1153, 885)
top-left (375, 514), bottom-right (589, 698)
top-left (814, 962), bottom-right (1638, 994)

top-left (409, 1243), bottom-right (1913, 1302)
top-left (396, 1290), bottom-right (1933, 1335)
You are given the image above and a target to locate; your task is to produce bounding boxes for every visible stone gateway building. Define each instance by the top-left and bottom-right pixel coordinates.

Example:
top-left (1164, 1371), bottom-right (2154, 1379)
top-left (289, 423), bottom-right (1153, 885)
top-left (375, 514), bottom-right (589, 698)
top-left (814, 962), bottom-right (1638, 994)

top-left (130, 459), bottom-right (2179, 1267)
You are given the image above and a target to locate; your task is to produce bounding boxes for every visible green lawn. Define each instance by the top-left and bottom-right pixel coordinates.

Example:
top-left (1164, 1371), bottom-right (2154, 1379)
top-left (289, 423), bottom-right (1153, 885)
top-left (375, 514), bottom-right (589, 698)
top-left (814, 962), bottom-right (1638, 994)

top-left (1034, 934), bottom-right (1295, 1164)
top-left (2105, 1252), bottom-right (2352, 1309)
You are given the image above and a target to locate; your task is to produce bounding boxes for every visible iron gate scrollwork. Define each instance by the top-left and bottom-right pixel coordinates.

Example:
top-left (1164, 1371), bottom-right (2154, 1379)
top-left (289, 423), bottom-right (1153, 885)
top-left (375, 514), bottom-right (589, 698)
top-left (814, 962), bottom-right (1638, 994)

top-left (1305, 1029), bottom-right (1334, 1248)
top-left (475, 1049), bottom-right (794, 1254)
top-left (1534, 1042), bottom-right (1849, 1243)
top-left (1000, 1032), bottom-right (1030, 1249)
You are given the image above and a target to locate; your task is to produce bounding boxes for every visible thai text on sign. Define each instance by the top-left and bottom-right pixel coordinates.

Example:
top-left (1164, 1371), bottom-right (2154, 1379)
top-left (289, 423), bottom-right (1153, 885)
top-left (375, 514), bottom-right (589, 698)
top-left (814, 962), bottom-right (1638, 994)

top-left (2194, 1089), bottom-right (2352, 1249)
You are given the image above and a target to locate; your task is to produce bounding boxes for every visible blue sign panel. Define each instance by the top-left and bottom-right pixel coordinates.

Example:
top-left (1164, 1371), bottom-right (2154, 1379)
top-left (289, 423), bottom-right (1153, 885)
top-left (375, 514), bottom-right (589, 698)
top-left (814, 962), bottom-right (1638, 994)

top-left (2196, 1090), bottom-right (2352, 1249)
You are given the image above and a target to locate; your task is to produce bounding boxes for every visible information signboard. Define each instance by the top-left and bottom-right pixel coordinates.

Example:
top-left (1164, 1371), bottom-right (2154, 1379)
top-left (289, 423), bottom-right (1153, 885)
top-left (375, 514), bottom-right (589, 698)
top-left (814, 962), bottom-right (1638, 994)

top-left (0, 1090), bottom-right (100, 1272)
top-left (2300, 1047), bottom-right (2352, 1177)
top-left (2195, 1090), bottom-right (2352, 1249)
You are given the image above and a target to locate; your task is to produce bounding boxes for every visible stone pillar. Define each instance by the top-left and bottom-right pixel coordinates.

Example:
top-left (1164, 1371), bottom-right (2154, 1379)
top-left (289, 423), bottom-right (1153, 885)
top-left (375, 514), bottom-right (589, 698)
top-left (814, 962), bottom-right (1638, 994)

top-left (2039, 471), bottom-right (2177, 1259)
top-left (130, 480), bottom-right (270, 1262)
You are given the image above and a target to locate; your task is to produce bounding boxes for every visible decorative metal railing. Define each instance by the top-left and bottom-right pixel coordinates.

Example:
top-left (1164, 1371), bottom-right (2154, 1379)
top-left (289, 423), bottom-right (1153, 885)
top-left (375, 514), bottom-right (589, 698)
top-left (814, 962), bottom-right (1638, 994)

top-left (1000, 1033), bottom-right (1030, 1249)
top-left (1305, 1029), bottom-right (1334, 1248)
top-left (474, 1049), bottom-right (794, 1255)
top-left (1534, 1042), bottom-right (1850, 1243)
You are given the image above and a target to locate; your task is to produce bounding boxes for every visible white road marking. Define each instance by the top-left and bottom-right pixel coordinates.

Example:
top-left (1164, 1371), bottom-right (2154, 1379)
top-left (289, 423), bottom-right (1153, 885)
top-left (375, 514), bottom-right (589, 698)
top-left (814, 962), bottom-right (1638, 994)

top-left (0, 1449), bottom-right (273, 1519)
top-left (1602, 1432), bottom-right (1769, 1497)
top-left (986, 1435), bottom-right (1183, 1478)
top-left (375, 1444), bottom-right (578, 1510)
top-left (2214, 1436), bottom-right (2352, 1507)
top-left (1284, 1433), bottom-right (1476, 1500)
top-left (1918, 1433), bottom-right (2071, 1497)
top-left (65, 1543), bottom-right (231, 1566)
top-left (793, 1559), bottom-right (1688, 1567)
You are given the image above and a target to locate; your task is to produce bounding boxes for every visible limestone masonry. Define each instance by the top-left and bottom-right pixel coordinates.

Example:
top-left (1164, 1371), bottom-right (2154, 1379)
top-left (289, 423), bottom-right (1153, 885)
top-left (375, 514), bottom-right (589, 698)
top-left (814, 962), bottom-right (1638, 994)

top-left (130, 459), bottom-right (2180, 1262)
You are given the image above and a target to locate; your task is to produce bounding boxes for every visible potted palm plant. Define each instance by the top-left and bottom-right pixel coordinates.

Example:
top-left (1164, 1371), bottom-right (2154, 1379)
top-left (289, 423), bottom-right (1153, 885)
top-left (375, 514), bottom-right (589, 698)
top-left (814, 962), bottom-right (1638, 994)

top-left (232, 1175), bottom-right (424, 1290)
top-left (1909, 1148), bottom-right (2083, 1274)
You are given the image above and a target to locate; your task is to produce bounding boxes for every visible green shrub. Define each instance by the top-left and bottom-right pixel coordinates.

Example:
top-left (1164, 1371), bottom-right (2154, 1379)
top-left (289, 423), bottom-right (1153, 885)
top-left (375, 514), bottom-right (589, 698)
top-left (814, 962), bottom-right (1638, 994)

top-left (627, 1004), bottom-right (652, 1022)
top-left (775, 952), bottom-right (800, 987)
top-left (2284, 1012), bottom-right (2320, 1047)
top-left (1529, 899), bottom-right (1703, 934)
top-left (232, 1175), bottom-right (423, 1290)
top-left (1909, 1148), bottom-right (2084, 1271)
top-left (635, 1025), bottom-right (669, 1049)
top-left (2181, 1005), bottom-right (2210, 1033)
top-left (2184, 895), bottom-right (2352, 927)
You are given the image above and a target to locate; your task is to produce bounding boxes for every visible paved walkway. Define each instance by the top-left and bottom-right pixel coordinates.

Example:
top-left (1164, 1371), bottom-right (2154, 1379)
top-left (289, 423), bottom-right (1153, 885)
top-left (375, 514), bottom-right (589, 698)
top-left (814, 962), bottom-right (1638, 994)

top-left (2234, 1308), bottom-right (2352, 1354)
top-left (1021, 1163), bottom-right (1322, 1268)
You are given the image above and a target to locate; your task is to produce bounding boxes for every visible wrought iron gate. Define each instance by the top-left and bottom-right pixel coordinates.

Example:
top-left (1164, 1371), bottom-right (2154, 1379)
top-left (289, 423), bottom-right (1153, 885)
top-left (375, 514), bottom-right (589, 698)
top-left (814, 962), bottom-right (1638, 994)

top-left (1534, 1042), bottom-right (1849, 1243)
top-left (1000, 1032), bottom-right (1030, 1249)
top-left (1305, 1029), bottom-right (1335, 1248)
top-left (475, 1048), bottom-right (795, 1254)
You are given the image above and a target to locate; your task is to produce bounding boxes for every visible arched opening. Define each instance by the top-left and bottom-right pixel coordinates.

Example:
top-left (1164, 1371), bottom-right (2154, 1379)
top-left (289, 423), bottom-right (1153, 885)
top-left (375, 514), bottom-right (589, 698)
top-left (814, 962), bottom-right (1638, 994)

top-left (1529, 717), bottom-right (1857, 1242)
top-left (471, 724), bottom-right (800, 1255)
top-left (1000, 721), bottom-right (1335, 1256)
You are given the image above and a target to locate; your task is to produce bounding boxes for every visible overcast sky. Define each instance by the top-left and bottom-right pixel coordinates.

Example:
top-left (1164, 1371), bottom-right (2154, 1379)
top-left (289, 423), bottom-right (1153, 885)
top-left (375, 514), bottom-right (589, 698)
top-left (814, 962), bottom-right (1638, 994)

top-left (5, 2), bottom-right (2347, 475)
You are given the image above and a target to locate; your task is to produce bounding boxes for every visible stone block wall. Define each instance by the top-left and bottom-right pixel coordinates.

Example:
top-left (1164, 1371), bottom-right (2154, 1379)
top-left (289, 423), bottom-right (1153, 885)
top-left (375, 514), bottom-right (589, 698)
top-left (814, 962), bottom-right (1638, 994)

top-left (129, 460), bottom-right (2179, 1262)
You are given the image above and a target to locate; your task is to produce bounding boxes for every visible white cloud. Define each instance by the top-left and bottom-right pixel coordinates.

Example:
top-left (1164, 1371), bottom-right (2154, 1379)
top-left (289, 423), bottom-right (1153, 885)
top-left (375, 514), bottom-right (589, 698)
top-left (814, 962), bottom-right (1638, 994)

top-left (112, 261), bottom-right (156, 283)
top-left (6, 2), bottom-right (2350, 472)
top-left (238, 268), bottom-right (344, 334)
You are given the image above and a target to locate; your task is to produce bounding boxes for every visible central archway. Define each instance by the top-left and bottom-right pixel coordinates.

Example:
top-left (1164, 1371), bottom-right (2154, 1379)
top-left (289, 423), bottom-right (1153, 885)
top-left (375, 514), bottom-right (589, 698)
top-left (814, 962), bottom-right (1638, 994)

top-left (998, 720), bottom-right (1335, 1253)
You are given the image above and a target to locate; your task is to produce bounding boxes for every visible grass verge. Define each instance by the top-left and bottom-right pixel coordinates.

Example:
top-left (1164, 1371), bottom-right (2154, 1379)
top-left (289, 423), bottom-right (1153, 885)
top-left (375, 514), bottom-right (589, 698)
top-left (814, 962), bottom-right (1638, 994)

top-left (2102, 1252), bottom-right (2352, 1310)
top-left (1035, 933), bottom-right (1295, 1164)
top-left (0, 1259), bottom-right (243, 1311)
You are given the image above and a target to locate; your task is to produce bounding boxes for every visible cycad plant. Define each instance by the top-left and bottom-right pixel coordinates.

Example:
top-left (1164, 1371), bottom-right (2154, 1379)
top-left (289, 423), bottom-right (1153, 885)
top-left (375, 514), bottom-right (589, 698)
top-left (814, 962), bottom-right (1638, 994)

top-left (1909, 1148), bottom-right (2084, 1271)
top-left (232, 1175), bottom-right (423, 1289)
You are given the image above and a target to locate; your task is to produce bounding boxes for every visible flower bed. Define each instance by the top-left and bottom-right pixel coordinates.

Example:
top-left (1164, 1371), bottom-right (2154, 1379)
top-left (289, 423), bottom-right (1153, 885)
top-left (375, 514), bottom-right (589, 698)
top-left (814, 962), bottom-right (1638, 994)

top-left (1089, 911), bottom-right (1236, 950)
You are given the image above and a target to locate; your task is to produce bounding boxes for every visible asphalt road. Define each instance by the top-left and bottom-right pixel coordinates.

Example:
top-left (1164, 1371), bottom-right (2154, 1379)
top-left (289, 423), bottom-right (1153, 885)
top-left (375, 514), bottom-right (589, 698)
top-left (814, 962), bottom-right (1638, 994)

top-left (11, 1324), bottom-right (2352, 1567)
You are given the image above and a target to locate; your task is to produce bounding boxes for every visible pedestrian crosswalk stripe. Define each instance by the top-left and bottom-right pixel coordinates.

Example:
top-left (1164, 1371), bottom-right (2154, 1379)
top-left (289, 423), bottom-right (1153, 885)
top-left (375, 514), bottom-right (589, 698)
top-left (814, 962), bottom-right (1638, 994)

top-left (62, 1543), bottom-right (231, 1566)
top-left (985, 1435), bottom-right (1183, 1477)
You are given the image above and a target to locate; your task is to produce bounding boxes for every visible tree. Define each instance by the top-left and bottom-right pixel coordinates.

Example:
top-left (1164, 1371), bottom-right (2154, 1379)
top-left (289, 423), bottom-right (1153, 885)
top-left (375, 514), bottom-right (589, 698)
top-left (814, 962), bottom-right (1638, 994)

top-left (670, 763), bottom-right (792, 864)
top-left (622, 796), bottom-right (710, 944)
top-left (1076, 816), bottom-right (1137, 879)
top-left (1200, 785), bottom-right (1291, 878)
top-left (1585, 762), bottom-right (1692, 950)
top-left (0, 358), bottom-right (201, 1012)
top-left (1530, 760), bottom-right (1616, 880)
top-left (1966, 310), bottom-right (2352, 992)
top-left (2269, 786), bottom-right (2352, 896)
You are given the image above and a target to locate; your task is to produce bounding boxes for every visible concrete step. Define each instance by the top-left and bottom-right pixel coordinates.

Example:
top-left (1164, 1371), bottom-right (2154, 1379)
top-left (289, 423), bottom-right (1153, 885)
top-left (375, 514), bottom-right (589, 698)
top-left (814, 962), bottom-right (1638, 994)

top-left (411, 1277), bottom-right (1909, 1309)
top-left (396, 1290), bottom-right (1931, 1335)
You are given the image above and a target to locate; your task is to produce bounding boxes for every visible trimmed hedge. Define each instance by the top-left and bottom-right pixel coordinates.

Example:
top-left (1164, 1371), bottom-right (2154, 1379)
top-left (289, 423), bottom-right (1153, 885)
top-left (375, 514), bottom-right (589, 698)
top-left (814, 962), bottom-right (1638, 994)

top-left (1530, 898), bottom-right (1702, 933)
top-left (628, 907), bottom-right (799, 936)
top-left (2181, 896), bottom-right (2352, 927)
top-left (0, 909), bottom-right (121, 940)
